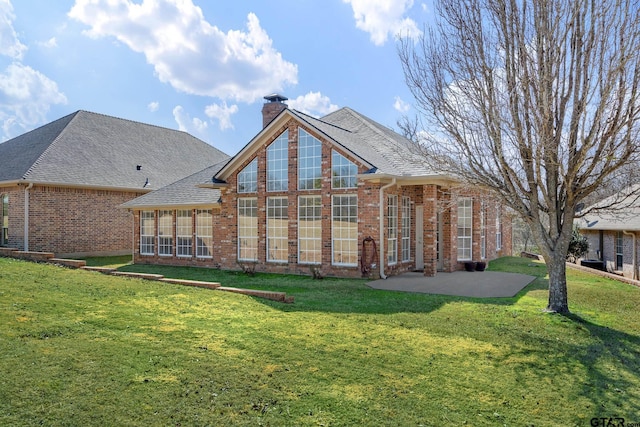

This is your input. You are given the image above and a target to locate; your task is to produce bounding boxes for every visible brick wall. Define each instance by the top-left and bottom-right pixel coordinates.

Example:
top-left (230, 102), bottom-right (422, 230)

top-left (24, 185), bottom-right (143, 257)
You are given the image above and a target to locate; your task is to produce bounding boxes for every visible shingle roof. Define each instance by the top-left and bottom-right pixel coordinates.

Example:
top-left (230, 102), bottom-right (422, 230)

top-left (0, 110), bottom-right (229, 190)
top-left (580, 185), bottom-right (640, 231)
top-left (120, 161), bottom-right (226, 209)
top-left (299, 107), bottom-right (436, 176)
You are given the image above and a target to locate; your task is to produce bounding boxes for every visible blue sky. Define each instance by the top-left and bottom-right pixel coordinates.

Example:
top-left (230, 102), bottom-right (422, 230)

top-left (1, 0), bottom-right (431, 155)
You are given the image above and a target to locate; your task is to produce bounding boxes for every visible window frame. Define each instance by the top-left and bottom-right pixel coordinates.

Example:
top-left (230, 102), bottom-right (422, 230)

top-left (237, 158), bottom-right (258, 193)
top-left (496, 206), bottom-right (503, 250)
top-left (298, 128), bottom-right (322, 190)
top-left (176, 209), bottom-right (193, 257)
top-left (616, 231), bottom-right (624, 270)
top-left (158, 210), bottom-right (173, 256)
top-left (267, 197), bottom-right (288, 263)
top-left (457, 198), bottom-right (473, 261)
top-left (298, 195), bottom-right (322, 265)
top-left (266, 130), bottom-right (289, 192)
top-left (387, 195), bottom-right (398, 265)
top-left (196, 209), bottom-right (213, 258)
top-left (480, 202), bottom-right (486, 259)
top-left (238, 198), bottom-right (258, 261)
top-left (140, 210), bottom-right (155, 256)
top-left (332, 194), bottom-right (358, 266)
top-left (331, 150), bottom-right (358, 189)
top-left (1, 194), bottom-right (8, 246)
top-left (401, 196), bottom-right (411, 262)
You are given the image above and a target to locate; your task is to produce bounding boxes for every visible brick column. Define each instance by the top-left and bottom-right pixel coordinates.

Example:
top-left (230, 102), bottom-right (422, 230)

top-left (423, 184), bottom-right (437, 276)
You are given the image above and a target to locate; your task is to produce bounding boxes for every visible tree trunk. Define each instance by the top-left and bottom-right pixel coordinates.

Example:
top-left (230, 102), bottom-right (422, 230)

top-left (544, 252), bottom-right (569, 313)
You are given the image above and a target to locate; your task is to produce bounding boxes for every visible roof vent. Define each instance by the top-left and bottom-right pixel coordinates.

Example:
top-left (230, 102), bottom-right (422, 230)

top-left (261, 93), bottom-right (288, 128)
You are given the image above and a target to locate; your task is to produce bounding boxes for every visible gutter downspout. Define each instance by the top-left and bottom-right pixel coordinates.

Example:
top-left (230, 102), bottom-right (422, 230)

top-left (623, 230), bottom-right (637, 280)
top-left (24, 182), bottom-right (33, 251)
top-left (379, 178), bottom-right (396, 279)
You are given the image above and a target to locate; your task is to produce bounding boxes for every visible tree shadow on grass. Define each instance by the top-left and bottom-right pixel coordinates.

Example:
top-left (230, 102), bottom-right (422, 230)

top-left (488, 312), bottom-right (640, 420)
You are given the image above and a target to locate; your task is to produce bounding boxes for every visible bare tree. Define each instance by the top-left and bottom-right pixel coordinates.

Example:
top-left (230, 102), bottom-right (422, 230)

top-left (399, 0), bottom-right (640, 313)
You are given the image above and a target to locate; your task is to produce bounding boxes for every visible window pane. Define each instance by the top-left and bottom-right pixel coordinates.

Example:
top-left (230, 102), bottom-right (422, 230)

top-left (1, 194), bottom-right (8, 246)
top-left (196, 209), bottom-right (213, 258)
top-left (457, 199), bottom-right (472, 260)
top-left (332, 195), bottom-right (358, 266)
top-left (158, 210), bottom-right (173, 256)
top-left (176, 210), bottom-right (192, 257)
top-left (238, 198), bottom-right (258, 261)
top-left (267, 130), bottom-right (289, 191)
top-left (387, 195), bottom-right (398, 264)
top-left (298, 196), bottom-right (322, 264)
top-left (267, 197), bottom-right (288, 262)
top-left (140, 211), bottom-right (155, 255)
top-left (332, 150), bottom-right (357, 189)
top-left (401, 196), bottom-right (411, 262)
top-left (237, 158), bottom-right (257, 193)
top-left (298, 129), bottom-right (322, 190)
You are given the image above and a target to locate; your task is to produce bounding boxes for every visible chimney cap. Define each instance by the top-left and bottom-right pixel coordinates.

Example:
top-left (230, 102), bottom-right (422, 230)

top-left (264, 93), bottom-right (288, 103)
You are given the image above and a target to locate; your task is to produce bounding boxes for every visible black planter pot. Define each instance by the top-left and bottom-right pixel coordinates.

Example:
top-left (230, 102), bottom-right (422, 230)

top-left (475, 261), bottom-right (486, 271)
top-left (464, 261), bottom-right (476, 272)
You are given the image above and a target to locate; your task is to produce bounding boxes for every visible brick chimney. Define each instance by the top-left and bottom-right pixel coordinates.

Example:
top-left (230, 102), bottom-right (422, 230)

top-left (262, 94), bottom-right (288, 128)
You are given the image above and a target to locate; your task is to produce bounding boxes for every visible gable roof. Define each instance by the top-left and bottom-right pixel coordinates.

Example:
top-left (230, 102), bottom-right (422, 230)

top-left (0, 110), bottom-right (229, 191)
top-left (120, 160), bottom-right (227, 209)
top-left (580, 185), bottom-right (640, 231)
top-left (215, 107), bottom-right (444, 181)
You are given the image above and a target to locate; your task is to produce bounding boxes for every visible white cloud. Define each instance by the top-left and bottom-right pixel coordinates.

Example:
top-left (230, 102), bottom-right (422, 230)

top-left (343, 0), bottom-right (421, 46)
top-left (173, 105), bottom-right (208, 137)
top-left (0, 0), bottom-right (26, 59)
top-left (37, 37), bottom-right (58, 49)
top-left (287, 92), bottom-right (339, 117)
top-left (147, 101), bottom-right (159, 112)
top-left (0, 63), bottom-right (67, 139)
top-left (393, 96), bottom-right (410, 113)
top-left (205, 102), bottom-right (238, 131)
top-left (68, 0), bottom-right (298, 103)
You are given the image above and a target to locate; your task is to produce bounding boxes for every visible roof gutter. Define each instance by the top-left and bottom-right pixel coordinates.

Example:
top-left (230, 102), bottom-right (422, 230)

top-left (623, 230), bottom-right (637, 280)
top-left (24, 182), bottom-right (33, 251)
top-left (379, 178), bottom-right (396, 279)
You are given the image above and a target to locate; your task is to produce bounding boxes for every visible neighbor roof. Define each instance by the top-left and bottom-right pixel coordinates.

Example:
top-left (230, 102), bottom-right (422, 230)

top-left (120, 160), bottom-right (227, 209)
top-left (0, 110), bottom-right (229, 191)
top-left (580, 185), bottom-right (640, 231)
top-left (215, 107), bottom-right (442, 180)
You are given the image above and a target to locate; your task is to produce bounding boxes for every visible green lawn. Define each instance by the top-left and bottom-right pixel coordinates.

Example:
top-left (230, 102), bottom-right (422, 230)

top-left (1, 256), bottom-right (639, 426)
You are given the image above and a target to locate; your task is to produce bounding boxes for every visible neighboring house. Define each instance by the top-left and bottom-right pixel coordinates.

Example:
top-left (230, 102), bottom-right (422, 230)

top-left (579, 187), bottom-right (640, 280)
top-left (0, 110), bottom-right (229, 257)
top-left (122, 95), bottom-right (512, 278)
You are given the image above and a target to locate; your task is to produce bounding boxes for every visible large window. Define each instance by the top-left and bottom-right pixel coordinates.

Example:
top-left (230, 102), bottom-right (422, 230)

top-left (298, 196), bottom-right (322, 264)
top-left (267, 197), bottom-right (288, 262)
top-left (267, 130), bottom-right (289, 191)
top-left (158, 210), bottom-right (173, 256)
top-left (237, 158), bottom-right (257, 193)
top-left (176, 210), bottom-right (192, 257)
top-left (401, 196), bottom-right (411, 262)
top-left (332, 195), bottom-right (358, 266)
top-left (496, 206), bottom-right (502, 250)
top-left (1, 194), bottom-right (8, 246)
top-left (387, 195), bottom-right (398, 265)
top-left (140, 211), bottom-right (155, 255)
top-left (238, 198), bottom-right (258, 261)
top-left (457, 198), bottom-right (472, 261)
top-left (298, 129), bottom-right (322, 190)
top-left (196, 209), bottom-right (213, 258)
top-left (332, 150), bottom-right (357, 189)
top-left (616, 231), bottom-right (624, 270)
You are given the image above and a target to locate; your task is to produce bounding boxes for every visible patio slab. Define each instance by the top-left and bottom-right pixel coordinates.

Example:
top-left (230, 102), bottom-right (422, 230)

top-left (367, 271), bottom-right (537, 298)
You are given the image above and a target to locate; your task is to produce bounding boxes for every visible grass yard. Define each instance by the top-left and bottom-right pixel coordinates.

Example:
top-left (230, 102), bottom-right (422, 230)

top-left (1, 256), bottom-right (639, 426)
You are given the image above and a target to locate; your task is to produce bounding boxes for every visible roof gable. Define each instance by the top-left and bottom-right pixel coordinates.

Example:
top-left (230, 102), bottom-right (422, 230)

top-left (0, 110), bottom-right (230, 190)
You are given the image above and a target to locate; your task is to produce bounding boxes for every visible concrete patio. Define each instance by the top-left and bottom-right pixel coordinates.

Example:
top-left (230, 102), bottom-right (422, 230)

top-left (367, 271), bottom-right (537, 298)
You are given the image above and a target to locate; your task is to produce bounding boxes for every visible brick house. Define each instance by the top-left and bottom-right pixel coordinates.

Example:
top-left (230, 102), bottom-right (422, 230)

top-left (0, 110), bottom-right (229, 257)
top-left (122, 95), bottom-right (511, 278)
top-left (579, 186), bottom-right (640, 280)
